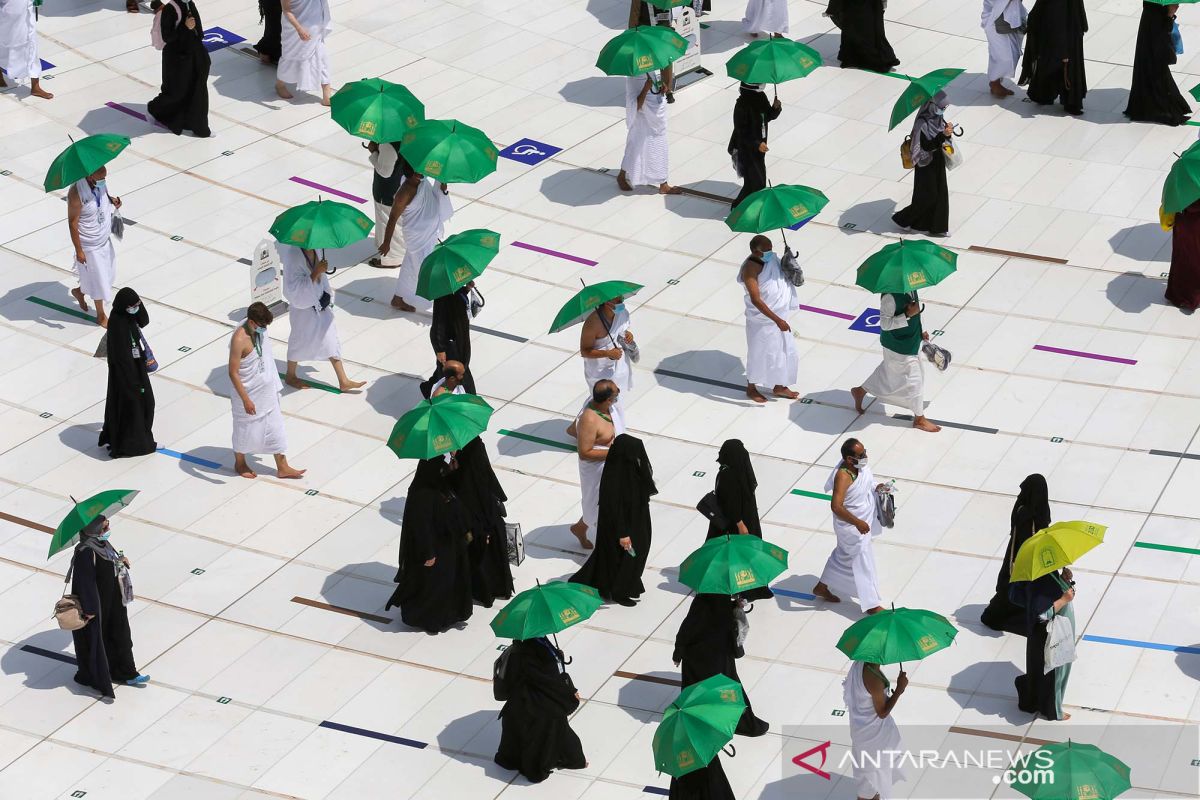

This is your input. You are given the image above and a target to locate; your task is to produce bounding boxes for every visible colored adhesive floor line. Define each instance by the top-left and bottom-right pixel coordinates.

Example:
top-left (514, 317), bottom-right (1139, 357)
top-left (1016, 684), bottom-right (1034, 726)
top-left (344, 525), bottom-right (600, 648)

top-left (791, 488), bottom-right (833, 501)
top-left (157, 447), bottom-right (223, 470)
top-left (652, 368), bottom-right (745, 393)
top-left (797, 303), bottom-right (856, 321)
top-left (288, 176), bottom-right (367, 204)
top-left (318, 720), bottom-right (427, 749)
top-left (27, 296), bottom-right (96, 324)
top-left (1132, 541), bottom-right (1200, 556)
top-left (279, 372), bottom-right (342, 393)
top-left (20, 644), bottom-right (76, 666)
top-left (511, 240), bottom-right (598, 267)
top-left (0, 511), bottom-right (54, 534)
top-left (1148, 449), bottom-right (1200, 462)
top-left (614, 670), bottom-right (682, 687)
top-left (643, 787), bottom-right (670, 796)
top-left (771, 587), bottom-right (817, 601)
top-left (104, 101), bottom-right (165, 128)
top-left (892, 413), bottom-right (1000, 435)
top-left (1081, 635), bottom-right (1200, 656)
top-left (1032, 344), bottom-right (1137, 366)
top-left (291, 596), bottom-right (391, 624)
top-left (497, 428), bottom-right (576, 452)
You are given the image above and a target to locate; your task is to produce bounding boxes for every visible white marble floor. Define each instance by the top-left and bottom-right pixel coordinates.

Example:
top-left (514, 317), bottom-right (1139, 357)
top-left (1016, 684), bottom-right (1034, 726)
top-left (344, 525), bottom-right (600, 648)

top-left (0, 0), bottom-right (1198, 797)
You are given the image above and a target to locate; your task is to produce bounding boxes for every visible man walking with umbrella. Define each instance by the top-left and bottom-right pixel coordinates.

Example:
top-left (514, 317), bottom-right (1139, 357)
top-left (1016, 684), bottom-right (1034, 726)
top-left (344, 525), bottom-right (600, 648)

top-left (580, 293), bottom-right (637, 431)
top-left (739, 235), bottom-right (799, 403)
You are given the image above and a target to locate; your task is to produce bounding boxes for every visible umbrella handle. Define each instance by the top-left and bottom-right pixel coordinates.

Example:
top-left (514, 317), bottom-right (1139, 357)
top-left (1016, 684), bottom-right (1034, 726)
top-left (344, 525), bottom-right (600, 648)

top-left (723, 743), bottom-right (737, 758)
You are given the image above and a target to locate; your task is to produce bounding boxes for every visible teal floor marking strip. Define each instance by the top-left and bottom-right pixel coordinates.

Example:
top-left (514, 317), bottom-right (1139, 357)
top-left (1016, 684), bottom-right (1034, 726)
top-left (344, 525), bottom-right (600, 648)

top-left (27, 296), bottom-right (96, 323)
top-left (791, 488), bottom-right (833, 501)
top-left (1133, 541), bottom-right (1200, 556)
top-left (279, 373), bottom-right (341, 394)
top-left (498, 429), bottom-right (575, 452)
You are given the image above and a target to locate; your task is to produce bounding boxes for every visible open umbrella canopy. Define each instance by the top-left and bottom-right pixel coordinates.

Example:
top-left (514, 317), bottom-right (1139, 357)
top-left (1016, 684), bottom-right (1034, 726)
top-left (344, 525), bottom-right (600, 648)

top-left (1011, 521), bottom-right (1107, 583)
top-left (678, 534), bottom-right (789, 595)
top-left (387, 393), bottom-right (493, 460)
top-left (1162, 138), bottom-right (1200, 213)
top-left (269, 199), bottom-right (373, 250)
top-left (331, 78), bottom-right (425, 142)
top-left (653, 676), bottom-right (745, 777)
top-left (644, 0), bottom-right (693, 7)
top-left (726, 184), bottom-right (829, 233)
top-left (43, 134), bottom-right (130, 192)
top-left (596, 26), bottom-right (688, 76)
top-left (48, 489), bottom-right (139, 558)
top-left (490, 582), bottom-right (602, 640)
top-left (400, 119), bottom-right (497, 184)
top-left (854, 239), bottom-right (957, 294)
top-left (836, 607), bottom-right (957, 664)
top-left (548, 280), bottom-right (643, 333)
top-left (1010, 741), bottom-right (1131, 800)
top-left (888, 68), bottom-right (964, 131)
top-left (416, 228), bottom-right (500, 301)
top-left (725, 39), bottom-right (822, 85)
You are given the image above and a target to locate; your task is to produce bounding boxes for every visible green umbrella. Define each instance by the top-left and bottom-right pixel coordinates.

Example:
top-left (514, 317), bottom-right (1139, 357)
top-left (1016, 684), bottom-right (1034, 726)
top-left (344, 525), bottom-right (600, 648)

top-left (1009, 740), bottom-right (1131, 800)
top-left (43, 134), bottom-right (130, 192)
top-left (596, 26), bottom-right (688, 77)
top-left (387, 393), bottom-right (494, 460)
top-left (1161, 139), bottom-right (1200, 214)
top-left (400, 119), bottom-right (497, 184)
top-left (330, 78), bottom-right (425, 143)
top-left (653, 675), bottom-right (745, 778)
top-left (1190, 82), bottom-right (1200, 103)
top-left (416, 228), bottom-right (500, 301)
top-left (645, 0), bottom-right (693, 7)
top-left (836, 607), bottom-right (957, 665)
top-left (48, 489), bottom-right (139, 558)
top-left (548, 280), bottom-right (644, 334)
top-left (725, 39), bottom-right (822, 90)
top-left (854, 239), bottom-right (957, 294)
top-left (726, 184), bottom-right (828, 233)
top-left (269, 199), bottom-right (373, 250)
top-left (888, 68), bottom-right (964, 131)
top-left (490, 581), bottom-right (603, 640)
top-left (678, 535), bottom-right (788, 595)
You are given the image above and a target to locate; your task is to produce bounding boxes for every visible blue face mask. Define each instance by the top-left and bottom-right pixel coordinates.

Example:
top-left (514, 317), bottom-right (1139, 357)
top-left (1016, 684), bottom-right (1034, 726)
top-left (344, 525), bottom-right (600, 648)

top-left (126, 304), bottom-right (140, 315)
top-left (612, 303), bottom-right (626, 316)
top-left (761, 250), bottom-right (774, 261)
top-left (97, 531), bottom-right (111, 542)
top-left (95, 179), bottom-right (107, 190)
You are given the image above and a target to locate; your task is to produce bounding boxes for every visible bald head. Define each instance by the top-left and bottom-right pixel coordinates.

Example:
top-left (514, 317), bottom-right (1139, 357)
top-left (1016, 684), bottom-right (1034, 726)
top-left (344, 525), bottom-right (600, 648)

top-left (750, 235), bottom-right (772, 255)
top-left (443, 360), bottom-right (465, 384)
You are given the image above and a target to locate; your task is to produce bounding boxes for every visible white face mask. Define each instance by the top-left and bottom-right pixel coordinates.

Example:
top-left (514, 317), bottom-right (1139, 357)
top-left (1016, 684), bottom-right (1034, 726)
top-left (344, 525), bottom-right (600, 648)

top-left (126, 304), bottom-right (140, 315)
top-left (855, 455), bottom-right (868, 466)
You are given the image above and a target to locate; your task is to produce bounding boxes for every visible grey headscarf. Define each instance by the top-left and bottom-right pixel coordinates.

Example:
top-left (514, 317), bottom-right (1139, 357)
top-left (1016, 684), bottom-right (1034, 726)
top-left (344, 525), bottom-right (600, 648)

top-left (909, 90), bottom-right (949, 169)
top-left (79, 516), bottom-right (134, 605)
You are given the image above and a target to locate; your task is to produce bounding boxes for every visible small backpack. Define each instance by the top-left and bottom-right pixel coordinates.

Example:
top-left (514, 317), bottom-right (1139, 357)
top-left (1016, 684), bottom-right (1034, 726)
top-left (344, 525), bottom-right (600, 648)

top-left (492, 645), bottom-right (516, 701)
top-left (150, 0), bottom-right (182, 51)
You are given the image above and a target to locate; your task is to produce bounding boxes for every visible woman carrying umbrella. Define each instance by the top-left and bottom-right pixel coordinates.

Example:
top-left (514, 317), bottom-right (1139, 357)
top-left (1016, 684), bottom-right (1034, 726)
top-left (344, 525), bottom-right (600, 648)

top-left (980, 474), bottom-right (1050, 634)
top-left (704, 440), bottom-right (772, 601)
top-left (727, 83), bottom-right (782, 208)
top-left (452, 437), bottom-right (514, 608)
top-left (892, 91), bottom-right (953, 237)
top-left (1014, 565), bottom-right (1075, 720)
top-left (99, 287), bottom-right (157, 459)
top-left (70, 516), bottom-right (149, 697)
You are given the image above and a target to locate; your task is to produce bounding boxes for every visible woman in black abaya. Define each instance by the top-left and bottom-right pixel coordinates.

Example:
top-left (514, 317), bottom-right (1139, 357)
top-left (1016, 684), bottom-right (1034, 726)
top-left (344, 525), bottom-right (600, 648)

top-left (1019, 0), bottom-right (1088, 115)
top-left (255, 0), bottom-right (282, 65)
top-left (673, 594), bottom-right (768, 737)
top-left (981, 474), bottom-right (1050, 635)
top-left (385, 458), bottom-right (472, 633)
top-left (827, 0), bottom-right (900, 73)
top-left (893, 91), bottom-right (952, 237)
top-left (669, 754), bottom-right (736, 800)
top-left (1014, 567), bottom-right (1075, 720)
top-left (1125, 2), bottom-right (1190, 126)
top-left (147, 0), bottom-right (211, 137)
top-left (429, 284), bottom-right (476, 395)
top-left (71, 516), bottom-right (148, 697)
top-left (494, 637), bottom-right (587, 783)
top-left (570, 434), bottom-right (656, 606)
top-left (728, 83), bottom-right (782, 209)
top-left (99, 287), bottom-right (157, 459)
top-left (706, 440), bottom-right (772, 601)
top-left (452, 437), bottom-right (514, 608)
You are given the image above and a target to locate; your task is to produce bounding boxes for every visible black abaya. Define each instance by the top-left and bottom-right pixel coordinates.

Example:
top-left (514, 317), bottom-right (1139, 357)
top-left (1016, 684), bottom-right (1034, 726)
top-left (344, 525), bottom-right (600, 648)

top-left (981, 474), bottom-right (1050, 635)
top-left (892, 130), bottom-right (949, 235)
top-left (706, 440), bottom-right (771, 601)
top-left (669, 754), bottom-right (736, 800)
top-left (385, 459), bottom-right (473, 633)
top-left (147, 1), bottom-right (211, 137)
top-left (1014, 571), bottom-right (1070, 719)
top-left (494, 638), bottom-right (586, 783)
top-left (452, 437), bottom-right (514, 608)
top-left (728, 87), bottom-right (781, 208)
top-left (1019, 0), bottom-right (1088, 114)
top-left (99, 288), bottom-right (157, 458)
top-left (1125, 2), bottom-right (1190, 126)
top-left (255, 0), bottom-right (282, 63)
top-left (828, 0), bottom-right (900, 73)
top-left (429, 289), bottom-right (476, 394)
top-left (71, 544), bottom-right (138, 697)
top-left (570, 434), bottom-right (656, 604)
top-left (673, 594), bottom-right (768, 737)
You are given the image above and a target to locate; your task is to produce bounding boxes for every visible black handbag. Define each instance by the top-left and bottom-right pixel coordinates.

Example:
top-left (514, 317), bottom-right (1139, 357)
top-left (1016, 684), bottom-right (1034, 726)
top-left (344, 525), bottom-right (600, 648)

top-left (696, 490), bottom-right (730, 532)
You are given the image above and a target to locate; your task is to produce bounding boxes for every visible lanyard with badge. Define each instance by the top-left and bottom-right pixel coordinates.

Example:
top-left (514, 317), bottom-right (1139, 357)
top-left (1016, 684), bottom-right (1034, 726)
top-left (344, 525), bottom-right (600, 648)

top-left (244, 323), bottom-right (265, 373)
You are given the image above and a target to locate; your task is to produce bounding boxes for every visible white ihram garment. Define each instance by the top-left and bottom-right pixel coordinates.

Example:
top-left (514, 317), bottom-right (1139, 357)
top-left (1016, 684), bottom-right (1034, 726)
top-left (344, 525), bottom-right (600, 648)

top-left (620, 76), bottom-right (669, 187)
top-left (982, 0), bottom-right (1026, 81)
top-left (395, 177), bottom-right (453, 311)
top-left (819, 463), bottom-right (883, 612)
top-left (740, 253), bottom-right (798, 387)
top-left (582, 307), bottom-right (634, 431)
top-left (278, 0), bottom-right (331, 91)
top-left (843, 661), bottom-right (906, 799)
top-left (577, 403), bottom-right (625, 530)
top-left (280, 245), bottom-right (341, 362)
top-left (861, 294), bottom-right (925, 416)
top-left (232, 328), bottom-right (287, 455)
top-left (0, 0), bottom-right (40, 84)
top-left (71, 179), bottom-right (116, 303)
top-left (742, 0), bottom-right (789, 36)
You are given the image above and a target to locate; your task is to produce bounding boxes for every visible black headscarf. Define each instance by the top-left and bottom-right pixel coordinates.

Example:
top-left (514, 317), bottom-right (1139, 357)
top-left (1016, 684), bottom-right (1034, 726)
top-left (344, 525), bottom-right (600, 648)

top-left (599, 434), bottom-right (657, 505)
top-left (717, 439), bottom-right (756, 495)
top-left (111, 287), bottom-right (149, 330)
top-left (1012, 473), bottom-right (1051, 533)
top-left (451, 437), bottom-right (506, 522)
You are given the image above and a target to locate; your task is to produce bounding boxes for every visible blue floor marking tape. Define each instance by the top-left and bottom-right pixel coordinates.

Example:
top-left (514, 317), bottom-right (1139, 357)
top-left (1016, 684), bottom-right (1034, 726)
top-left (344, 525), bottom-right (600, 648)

top-left (157, 448), bottom-right (223, 470)
top-left (1080, 635), bottom-right (1200, 655)
top-left (319, 720), bottom-right (428, 748)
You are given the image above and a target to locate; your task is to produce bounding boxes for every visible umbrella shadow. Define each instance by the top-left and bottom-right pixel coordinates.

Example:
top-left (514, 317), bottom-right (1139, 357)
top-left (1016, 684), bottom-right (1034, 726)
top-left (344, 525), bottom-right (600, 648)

top-left (584, 0), bottom-right (631, 30)
top-left (161, 444), bottom-right (228, 485)
top-left (654, 350), bottom-right (750, 406)
top-left (330, 276), bottom-right (426, 322)
top-left (953, 603), bottom-right (1004, 639)
top-left (0, 629), bottom-right (94, 696)
top-left (364, 371), bottom-right (423, 421)
top-left (316, 561), bottom-right (406, 633)
top-left (0, 281), bottom-right (95, 330)
top-left (57, 424), bottom-right (107, 461)
top-left (947, 661), bottom-right (1028, 724)
top-left (664, 191), bottom-right (730, 222)
top-left (559, 77), bottom-right (627, 108)
top-left (1176, 645), bottom-right (1200, 681)
top-left (524, 524), bottom-right (591, 564)
top-left (1109, 223), bottom-right (1170, 264)
top-left (75, 103), bottom-right (164, 140)
top-left (437, 710), bottom-right (509, 769)
top-left (788, 390), bottom-right (862, 435)
top-left (837, 198), bottom-right (898, 235)
top-left (771, 573), bottom-right (862, 620)
top-left (758, 767), bottom-right (852, 799)
top-left (539, 168), bottom-right (622, 208)
top-left (1105, 272), bottom-right (1171, 314)
top-left (493, 420), bottom-right (576, 458)
top-left (615, 671), bottom-right (681, 718)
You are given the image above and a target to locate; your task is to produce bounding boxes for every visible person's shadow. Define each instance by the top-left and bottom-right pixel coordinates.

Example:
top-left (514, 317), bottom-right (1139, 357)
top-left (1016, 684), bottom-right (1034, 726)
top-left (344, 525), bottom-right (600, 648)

top-left (654, 350), bottom-right (749, 405)
top-left (436, 709), bottom-right (505, 763)
top-left (1177, 645), bottom-right (1200, 681)
top-left (0, 630), bottom-right (94, 696)
top-left (0, 281), bottom-right (96, 329)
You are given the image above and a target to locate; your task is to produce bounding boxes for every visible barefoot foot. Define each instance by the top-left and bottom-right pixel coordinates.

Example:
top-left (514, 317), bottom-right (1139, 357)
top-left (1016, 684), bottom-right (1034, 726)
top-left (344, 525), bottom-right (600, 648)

top-left (277, 465), bottom-right (306, 479)
top-left (275, 81), bottom-right (293, 100)
top-left (813, 582), bottom-right (841, 603)
top-left (339, 379), bottom-right (367, 391)
top-left (569, 521), bottom-right (594, 550)
top-left (284, 377), bottom-right (310, 390)
top-left (850, 386), bottom-right (866, 414)
top-left (31, 83), bottom-right (53, 100)
top-left (658, 183), bottom-right (682, 195)
top-left (772, 385), bottom-right (799, 399)
top-left (865, 606), bottom-right (886, 615)
top-left (746, 385), bottom-right (767, 404)
top-left (617, 172), bottom-right (632, 192)
top-left (390, 296), bottom-right (415, 312)
top-left (234, 459), bottom-right (257, 479)
top-left (96, 314), bottom-right (108, 329)
top-left (71, 287), bottom-right (89, 312)
top-left (913, 416), bottom-right (941, 433)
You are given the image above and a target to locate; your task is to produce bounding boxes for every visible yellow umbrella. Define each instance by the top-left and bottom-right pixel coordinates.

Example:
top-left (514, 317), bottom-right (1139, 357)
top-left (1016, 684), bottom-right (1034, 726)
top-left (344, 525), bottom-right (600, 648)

top-left (1011, 521), bottom-right (1106, 582)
